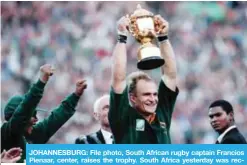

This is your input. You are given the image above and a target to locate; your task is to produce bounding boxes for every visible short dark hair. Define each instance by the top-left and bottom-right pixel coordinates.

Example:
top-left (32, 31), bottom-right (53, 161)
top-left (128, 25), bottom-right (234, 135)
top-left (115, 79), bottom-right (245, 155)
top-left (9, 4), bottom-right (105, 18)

top-left (127, 71), bottom-right (152, 95)
top-left (209, 100), bottom-right (233, 114)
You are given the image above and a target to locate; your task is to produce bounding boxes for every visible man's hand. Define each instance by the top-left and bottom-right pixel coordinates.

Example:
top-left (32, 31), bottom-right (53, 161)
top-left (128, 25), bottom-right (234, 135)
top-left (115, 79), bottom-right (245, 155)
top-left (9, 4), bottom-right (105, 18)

top-left (39, 64), bottom-right (55, 83)
top-left (117, 15), bottom-right (130, 36)
top-left (74, 79), bottom-right (87, 96)
top-left (154, 15), bottom-right (169, 36)
top-left (1, 147), bottom-right (22, 163)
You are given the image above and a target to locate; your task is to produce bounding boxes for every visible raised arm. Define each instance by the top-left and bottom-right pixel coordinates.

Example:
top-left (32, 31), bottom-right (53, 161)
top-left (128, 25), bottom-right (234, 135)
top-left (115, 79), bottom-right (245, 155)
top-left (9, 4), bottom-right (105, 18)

top-left (155, 15), bottom-right (177, 92)
top-left (29, 79), bottom-right (87, 143)
top-left (4, 64), bottom-right (53, 135)
top-left (111, 16), bottom-right (130, 94)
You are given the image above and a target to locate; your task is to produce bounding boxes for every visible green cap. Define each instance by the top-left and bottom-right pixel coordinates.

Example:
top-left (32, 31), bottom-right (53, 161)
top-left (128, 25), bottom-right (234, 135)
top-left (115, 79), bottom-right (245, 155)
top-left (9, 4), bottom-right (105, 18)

top-left (4, 95), bottom-right (47, 121)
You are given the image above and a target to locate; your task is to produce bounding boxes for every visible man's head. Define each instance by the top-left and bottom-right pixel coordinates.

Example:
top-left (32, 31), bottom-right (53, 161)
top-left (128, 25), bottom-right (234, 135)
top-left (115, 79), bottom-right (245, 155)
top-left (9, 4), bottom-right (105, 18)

top-left (93, 95), bottom-right (110, 128)
top-left (208, 100), bottom-right (234, 134)
top-left (128, 71), bottom-right (158, 115)
top-left (4, 95), bottom-right (39, 134)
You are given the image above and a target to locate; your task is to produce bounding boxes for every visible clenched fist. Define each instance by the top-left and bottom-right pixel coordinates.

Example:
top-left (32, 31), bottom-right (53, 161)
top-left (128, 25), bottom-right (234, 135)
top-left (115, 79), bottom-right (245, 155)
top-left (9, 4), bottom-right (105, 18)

top-left (39, 64), bottom-right (55, 83)
top-left (74, 79), bottom-right (87, 96)
top-left (154, 15), bottom-right (169, 36)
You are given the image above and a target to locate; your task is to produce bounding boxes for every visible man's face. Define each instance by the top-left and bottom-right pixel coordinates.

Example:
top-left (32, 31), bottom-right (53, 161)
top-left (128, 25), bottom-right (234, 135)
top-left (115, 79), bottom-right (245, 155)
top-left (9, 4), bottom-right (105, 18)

top-left (94, 96), bottom-right (110, 127)
top-left (208, 106), bottom-right (233, 133)
top-left (131, 80), bottom-right (158, 114)
top-left (26, 117), bottom-right (38, 134)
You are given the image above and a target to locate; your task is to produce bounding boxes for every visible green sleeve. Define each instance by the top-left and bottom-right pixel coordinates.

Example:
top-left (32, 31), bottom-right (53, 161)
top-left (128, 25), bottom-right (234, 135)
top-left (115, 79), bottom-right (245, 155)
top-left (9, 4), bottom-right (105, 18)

top-left (4, 80), bottom-right (46, 136)
top-left (108, 86), bottom-right (129, 137)
top-left (29, 93), bottom-right (79, 143)
top-left (157, 80), bottom-right (179, 129)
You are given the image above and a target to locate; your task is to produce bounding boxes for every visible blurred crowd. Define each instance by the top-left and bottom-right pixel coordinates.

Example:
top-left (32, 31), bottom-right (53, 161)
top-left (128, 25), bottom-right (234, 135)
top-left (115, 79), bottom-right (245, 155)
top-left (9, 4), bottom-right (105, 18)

top-left (1, 1), bottom-right (247, 144)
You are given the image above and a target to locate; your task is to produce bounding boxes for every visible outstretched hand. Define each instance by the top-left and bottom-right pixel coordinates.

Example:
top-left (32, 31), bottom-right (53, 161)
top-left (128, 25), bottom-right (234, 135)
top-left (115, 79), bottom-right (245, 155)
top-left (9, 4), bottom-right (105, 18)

top-left (1, 147), bottom-right (22, 163)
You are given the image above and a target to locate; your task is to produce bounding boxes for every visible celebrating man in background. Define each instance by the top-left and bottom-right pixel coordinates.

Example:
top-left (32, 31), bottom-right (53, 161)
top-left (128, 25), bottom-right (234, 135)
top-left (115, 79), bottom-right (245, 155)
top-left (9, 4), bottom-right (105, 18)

top-left (109, 14), bottom-right (179, 144)
top-left (1, 64), bottom-right (87, 162)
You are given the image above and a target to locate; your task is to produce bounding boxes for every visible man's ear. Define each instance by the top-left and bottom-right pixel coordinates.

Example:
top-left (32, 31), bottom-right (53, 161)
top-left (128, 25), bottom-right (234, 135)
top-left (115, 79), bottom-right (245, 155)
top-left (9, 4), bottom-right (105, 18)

top-left (93, 112), bottom-right (99, 120)
top-left (228, 112), bottom-right (234, 122)
top-left (129, 93), bottom-right (136, 105)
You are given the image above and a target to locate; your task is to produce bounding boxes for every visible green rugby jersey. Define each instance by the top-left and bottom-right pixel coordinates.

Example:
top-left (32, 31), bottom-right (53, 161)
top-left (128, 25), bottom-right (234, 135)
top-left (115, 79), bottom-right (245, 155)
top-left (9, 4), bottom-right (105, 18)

top-left (109, 80), bottom-right (179, 144)
top-left (1, 80), bottom-right (80, 162)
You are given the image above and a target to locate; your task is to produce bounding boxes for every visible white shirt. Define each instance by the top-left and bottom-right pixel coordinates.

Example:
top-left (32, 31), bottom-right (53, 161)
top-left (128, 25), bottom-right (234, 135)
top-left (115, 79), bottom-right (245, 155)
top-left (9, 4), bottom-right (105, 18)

top-left (217, 125), bottom-right (237, 143)
top-left (101, 129), bottom-right (113, 144)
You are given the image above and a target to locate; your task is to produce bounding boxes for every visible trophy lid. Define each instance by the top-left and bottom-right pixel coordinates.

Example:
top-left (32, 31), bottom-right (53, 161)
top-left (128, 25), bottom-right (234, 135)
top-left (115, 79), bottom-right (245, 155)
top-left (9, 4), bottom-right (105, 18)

top-left (131, 4), bottom-right (154, 18)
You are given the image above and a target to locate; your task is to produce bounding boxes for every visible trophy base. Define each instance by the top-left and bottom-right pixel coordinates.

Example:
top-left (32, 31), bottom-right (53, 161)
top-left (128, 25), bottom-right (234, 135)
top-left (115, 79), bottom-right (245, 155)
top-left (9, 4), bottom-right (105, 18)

top-left (137, 45), bottom-right (165, 70)
top-left (137, 56), bottom-right (165, 70)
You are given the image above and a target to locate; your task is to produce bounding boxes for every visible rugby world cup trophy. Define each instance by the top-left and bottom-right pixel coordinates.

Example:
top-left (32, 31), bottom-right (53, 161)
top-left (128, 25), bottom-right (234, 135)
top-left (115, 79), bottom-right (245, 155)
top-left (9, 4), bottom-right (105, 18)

top-left (128, 5), bottom-right (164, 70)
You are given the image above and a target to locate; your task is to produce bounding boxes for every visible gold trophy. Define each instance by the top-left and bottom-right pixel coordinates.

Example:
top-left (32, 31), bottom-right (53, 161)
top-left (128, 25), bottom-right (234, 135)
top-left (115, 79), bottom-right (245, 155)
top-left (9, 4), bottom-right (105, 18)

top-left (128, 4), bottom-right (165, 70)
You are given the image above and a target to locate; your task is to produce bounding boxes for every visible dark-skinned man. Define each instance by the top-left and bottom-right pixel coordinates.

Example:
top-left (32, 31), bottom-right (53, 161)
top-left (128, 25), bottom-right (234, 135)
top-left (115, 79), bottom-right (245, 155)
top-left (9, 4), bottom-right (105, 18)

top-left (1, 64), bottom-right (87, 162)
top-left (208, 100), bottom-right (246, 144)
